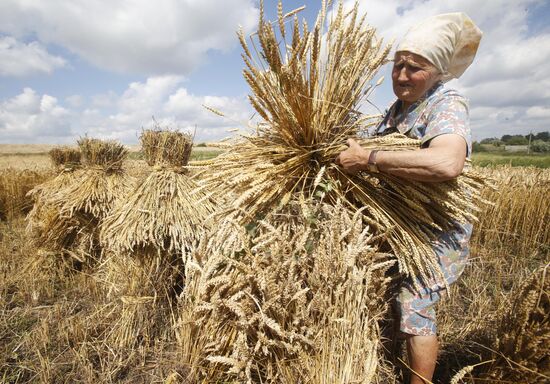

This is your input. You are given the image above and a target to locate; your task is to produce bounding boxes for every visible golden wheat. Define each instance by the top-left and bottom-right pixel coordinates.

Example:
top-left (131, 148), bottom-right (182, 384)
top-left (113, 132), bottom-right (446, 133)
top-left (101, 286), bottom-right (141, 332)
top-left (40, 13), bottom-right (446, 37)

top-left (97, 129), bottom-right (216, 352)
top-left (26, 138), bottom-right (133, 265)
top-left (196, 1), bottom-right (491, 289)
top-left (177, 199), bottom-right (395, 383)
top-left (472, 166), bottom-right (549, 258)
top-left (0, 168), bottom-right (51, 222)
top-left (48, 146), bottom-right (81, 169)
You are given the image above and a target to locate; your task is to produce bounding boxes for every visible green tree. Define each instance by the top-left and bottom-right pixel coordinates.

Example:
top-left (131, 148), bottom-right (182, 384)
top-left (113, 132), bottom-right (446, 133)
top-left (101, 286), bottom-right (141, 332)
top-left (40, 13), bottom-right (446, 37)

top-left (501, 134), bottom-right (512, 143)
top-left (535, 131), bottom-right (549, 142)
top-left (481, 137), bottom-right (502, 146)
top-left (531, 140), bottom-right (550, 153)
top-left (506, 135), bottom-right (529, 145)
top-left (481, 137), bottom-right (497, 144)
top-left (472, 141), bottom-right (487, 152)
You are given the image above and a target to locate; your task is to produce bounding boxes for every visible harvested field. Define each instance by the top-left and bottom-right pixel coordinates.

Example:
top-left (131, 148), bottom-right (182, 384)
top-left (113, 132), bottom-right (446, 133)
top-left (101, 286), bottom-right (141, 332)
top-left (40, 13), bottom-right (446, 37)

top-left (0, 147), bottom-right (223, 170)
top-left (1, 163), bottom-right (548, 383)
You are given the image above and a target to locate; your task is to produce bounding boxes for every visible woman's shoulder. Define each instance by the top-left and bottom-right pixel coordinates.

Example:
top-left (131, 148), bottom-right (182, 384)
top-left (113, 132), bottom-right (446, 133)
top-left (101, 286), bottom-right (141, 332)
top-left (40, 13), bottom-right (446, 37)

top-left (425, 83), bottom-right (469, 116)
top-left (429, 83), bottom-right (468, 103)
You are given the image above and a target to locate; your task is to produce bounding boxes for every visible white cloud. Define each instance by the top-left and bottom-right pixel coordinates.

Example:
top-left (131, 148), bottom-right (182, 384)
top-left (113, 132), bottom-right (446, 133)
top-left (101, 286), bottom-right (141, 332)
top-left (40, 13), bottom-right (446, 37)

top-left (165, 88), bottom-right (252, 126)
top-left (100, 76), bottom-right (253, 142)
top-left (0, 0), bottom-right (258, 75)
top-left (0, 36), bottom-right (66, 76)
top-left (1, 77), bottom-right (253, 144)
top-left (118, 76), bottom-right (183, 115)
top-left (1, 1), bottom-right (549, 143)
top-left (526, 106), bottom-right (550, 119)
top-left (345, 0), bottom-right (550, 138)
top-left (91, 91), bottom-right (118, 109)
top-left (65, 95), bottom-right (83, 108)
top-left (0, 88), bottom-right (72, 142)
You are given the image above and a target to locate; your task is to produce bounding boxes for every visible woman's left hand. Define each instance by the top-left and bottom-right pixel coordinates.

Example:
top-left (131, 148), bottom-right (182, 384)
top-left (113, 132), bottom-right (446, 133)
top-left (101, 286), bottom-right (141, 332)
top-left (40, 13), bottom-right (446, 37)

top-left (335, 138), bottom-right (370, 175)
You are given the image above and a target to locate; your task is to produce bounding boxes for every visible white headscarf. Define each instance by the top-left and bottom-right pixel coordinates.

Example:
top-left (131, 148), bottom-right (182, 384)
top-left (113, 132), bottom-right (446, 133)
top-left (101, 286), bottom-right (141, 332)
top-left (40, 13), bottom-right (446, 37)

top-left (397, 13), bottom-right (482, 82)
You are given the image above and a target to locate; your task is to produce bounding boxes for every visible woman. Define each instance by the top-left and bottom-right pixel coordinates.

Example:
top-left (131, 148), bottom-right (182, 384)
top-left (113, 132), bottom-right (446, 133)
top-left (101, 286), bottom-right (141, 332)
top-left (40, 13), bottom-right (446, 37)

top-left (335, 13), bottom-right (482, 384)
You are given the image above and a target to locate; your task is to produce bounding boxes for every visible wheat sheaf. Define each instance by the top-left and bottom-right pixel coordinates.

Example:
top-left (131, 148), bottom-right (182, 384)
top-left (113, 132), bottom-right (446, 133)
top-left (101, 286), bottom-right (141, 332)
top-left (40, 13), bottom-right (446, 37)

top-left (195, 0), bottom-right (490, 286)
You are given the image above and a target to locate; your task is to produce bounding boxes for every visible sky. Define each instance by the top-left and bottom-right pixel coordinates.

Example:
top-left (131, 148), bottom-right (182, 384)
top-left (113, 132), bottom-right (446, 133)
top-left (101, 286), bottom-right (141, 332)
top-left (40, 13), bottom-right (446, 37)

top-left (0, 0), bottom-right (549, 144)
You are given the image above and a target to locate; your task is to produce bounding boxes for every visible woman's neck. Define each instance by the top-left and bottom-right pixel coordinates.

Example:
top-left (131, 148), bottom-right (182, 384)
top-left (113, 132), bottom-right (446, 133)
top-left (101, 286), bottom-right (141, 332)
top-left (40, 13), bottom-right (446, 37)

top-left (399, 81), bottom-right (442, 113)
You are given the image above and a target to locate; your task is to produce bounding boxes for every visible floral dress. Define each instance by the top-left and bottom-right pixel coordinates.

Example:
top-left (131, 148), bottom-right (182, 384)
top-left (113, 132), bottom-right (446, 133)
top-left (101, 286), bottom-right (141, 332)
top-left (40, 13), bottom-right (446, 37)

top-left (376, 82), bottom-right (473, 336)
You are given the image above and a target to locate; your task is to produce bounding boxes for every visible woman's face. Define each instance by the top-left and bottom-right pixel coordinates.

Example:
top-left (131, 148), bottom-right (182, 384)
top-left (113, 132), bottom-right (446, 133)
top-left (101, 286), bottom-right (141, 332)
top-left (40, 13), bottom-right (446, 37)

top-left (392, 51), bottom-right (441, 105)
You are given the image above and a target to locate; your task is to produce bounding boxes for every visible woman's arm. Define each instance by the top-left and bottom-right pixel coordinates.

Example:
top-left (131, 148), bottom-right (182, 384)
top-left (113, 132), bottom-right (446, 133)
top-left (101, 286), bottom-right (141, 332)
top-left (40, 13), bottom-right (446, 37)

top-left (335, 134), bottom-right (467, 182)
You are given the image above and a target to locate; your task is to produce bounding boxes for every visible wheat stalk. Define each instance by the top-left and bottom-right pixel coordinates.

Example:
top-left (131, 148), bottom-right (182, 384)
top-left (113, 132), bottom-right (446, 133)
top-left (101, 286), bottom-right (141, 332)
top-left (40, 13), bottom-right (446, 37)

top-left (196, 1), bottom-right (490, 287)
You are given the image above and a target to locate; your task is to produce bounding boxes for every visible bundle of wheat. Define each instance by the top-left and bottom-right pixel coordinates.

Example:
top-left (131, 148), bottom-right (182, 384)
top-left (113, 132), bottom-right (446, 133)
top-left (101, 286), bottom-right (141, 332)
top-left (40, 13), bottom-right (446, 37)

top-left (194, 1), bottom-right (489, 286)
top-left (54, 138), bottom-right (131, 220)
top-left (141, 129), bottom-right (193, 168)
top-left (78, 137), bottom-right (127, 171)
top-left (48, 146), bottom-right (81, 170)
top-left (27, 139), bottom-right (132, 264)
top-left (101, 129), bottom-right (216, 254)
top-left (31, 146), bottom-right (82, 201)
top-left (176, 199), bottom-right (395, 383)
top-left (26, 147), bottom-right (82, 251)
top-left (98, 129), bottom-right (216, 350)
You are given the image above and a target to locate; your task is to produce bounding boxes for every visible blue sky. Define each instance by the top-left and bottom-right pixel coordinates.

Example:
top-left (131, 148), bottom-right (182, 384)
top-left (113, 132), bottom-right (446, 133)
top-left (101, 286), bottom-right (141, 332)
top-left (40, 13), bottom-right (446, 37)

top-left (1, 0), bottom-right (549, 144)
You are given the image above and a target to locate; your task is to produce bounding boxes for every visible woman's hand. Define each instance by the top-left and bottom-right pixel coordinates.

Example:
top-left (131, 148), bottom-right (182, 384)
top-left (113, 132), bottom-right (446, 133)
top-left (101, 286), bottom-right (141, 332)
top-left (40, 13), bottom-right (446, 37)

top-left (334, 138), bottom-right (371, 175)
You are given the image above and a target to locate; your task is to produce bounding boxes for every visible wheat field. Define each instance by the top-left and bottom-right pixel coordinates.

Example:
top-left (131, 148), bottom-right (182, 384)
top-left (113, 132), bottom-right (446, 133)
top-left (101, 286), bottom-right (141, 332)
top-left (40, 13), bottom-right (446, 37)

top-left (1, 1), bottom-right (548, 382)
top-left (0, 150), bottom-right (548, 383)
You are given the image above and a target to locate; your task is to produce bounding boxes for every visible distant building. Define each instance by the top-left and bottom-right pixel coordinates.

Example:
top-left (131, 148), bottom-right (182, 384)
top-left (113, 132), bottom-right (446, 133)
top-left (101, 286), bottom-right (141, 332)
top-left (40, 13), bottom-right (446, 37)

top-left (504, 145), bottom-right (528, 152)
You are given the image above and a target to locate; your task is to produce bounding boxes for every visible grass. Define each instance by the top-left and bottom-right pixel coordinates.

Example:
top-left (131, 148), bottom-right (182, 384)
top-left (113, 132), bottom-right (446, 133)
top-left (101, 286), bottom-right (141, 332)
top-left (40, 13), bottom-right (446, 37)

top-left (472, 151), bottom-right (550, 168)
top-left (189, 149), bottom-right (223, 161)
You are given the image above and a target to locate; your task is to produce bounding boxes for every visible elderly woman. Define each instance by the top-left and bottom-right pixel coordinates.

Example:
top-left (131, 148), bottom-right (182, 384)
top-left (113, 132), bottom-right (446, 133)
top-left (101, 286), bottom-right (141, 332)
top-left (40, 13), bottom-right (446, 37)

top-left (336, 13), bottom-right (482, 384)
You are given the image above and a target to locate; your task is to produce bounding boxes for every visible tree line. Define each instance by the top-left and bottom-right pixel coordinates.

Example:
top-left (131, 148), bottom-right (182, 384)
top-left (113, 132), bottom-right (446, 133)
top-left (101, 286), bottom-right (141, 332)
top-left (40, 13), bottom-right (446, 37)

top-left (475, 131), bottom-right (549, 153)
